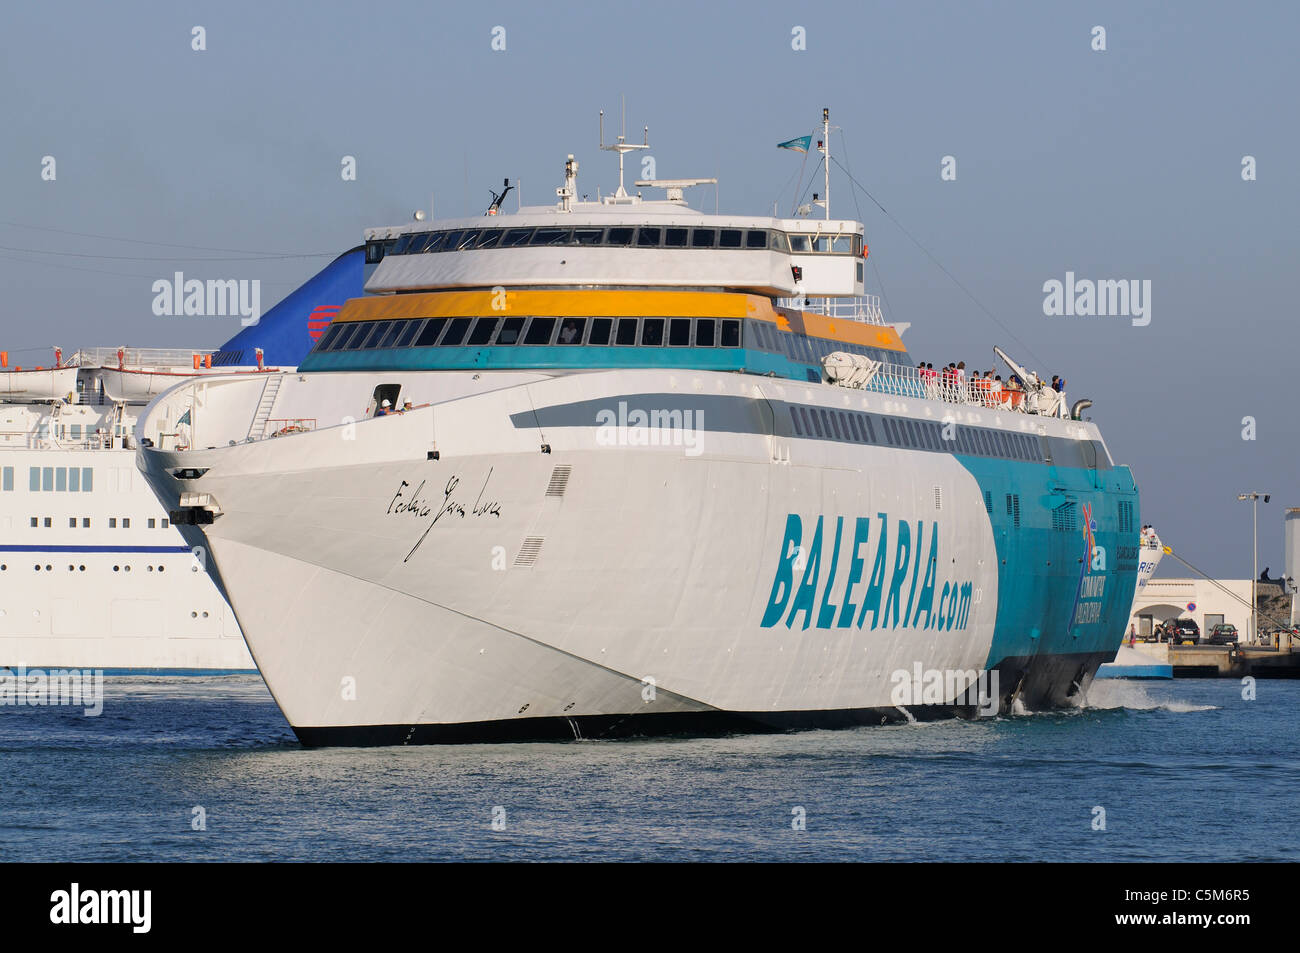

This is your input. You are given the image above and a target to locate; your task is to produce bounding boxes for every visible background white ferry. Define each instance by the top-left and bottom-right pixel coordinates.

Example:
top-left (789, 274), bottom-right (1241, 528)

top-left (0, 249), bottom-right (363, 672)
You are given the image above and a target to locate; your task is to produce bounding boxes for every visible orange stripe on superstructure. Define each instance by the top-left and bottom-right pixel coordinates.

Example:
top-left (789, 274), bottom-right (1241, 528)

top-left (333, 289), bottom-right (771, 322)
top-left (332, 289), bottom-right (906, 351)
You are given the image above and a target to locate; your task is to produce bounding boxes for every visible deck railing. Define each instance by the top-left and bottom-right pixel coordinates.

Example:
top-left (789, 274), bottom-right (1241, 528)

top-left (777, 294), bottom-right (886, 325)
top-left (851, 362), bottom-right (1066, 416)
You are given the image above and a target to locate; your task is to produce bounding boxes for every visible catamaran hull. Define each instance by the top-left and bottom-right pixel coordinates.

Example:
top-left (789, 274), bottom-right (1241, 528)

top-left (139, 369), bottom-right (1139, 744)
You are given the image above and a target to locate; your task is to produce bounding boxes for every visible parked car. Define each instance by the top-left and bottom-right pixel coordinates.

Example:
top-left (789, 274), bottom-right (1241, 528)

top-left (1207, 623), bottom-right (1239, 645)
top-left (1166, 619), bottom-right (1201, 645)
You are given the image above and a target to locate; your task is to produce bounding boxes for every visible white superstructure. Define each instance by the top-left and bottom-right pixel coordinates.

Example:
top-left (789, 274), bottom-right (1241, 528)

top-left (1, 350), bottom-right (254, 670)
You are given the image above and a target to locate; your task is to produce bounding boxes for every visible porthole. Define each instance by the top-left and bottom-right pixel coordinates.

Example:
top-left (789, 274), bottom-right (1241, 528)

top-left (113, 565), bottom-right (120, 572)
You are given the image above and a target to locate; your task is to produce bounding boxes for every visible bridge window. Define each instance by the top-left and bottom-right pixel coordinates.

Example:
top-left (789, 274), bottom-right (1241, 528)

top-left (389, 234), bottom-right (418, 255)
top-left (720, 319), bottom-right (741, 347)
top-left (587, 317), bottom-right (613, 345)
top-left (360, 321), bottom-right (394, 349)
top-left (719, 229), bottom-right (743, 248)
top-left (789, 235), bottom-right (810, 253)
top-left (422, 231), bottom-right (447, 252)
top-left (439, 230), bottom-right (465, 251)
top-left (557, 318), bottom-right (585, 344)
top-left (574, 228), bottom-right (603, 246)
top-left (668, 318), bottom-right (691, 346)
top-left (524, 317), bottom-right (556, 345)
top-left (406, 233), bottom-right (436, 254)
top-left (315, 323), bottom-right (346, 352)
top-left (664, 228), bottom-right (688, 248)
top-left (501, 228), bottom-right (533, 247)
top-left (745, 230), bottom-right (768, 249)
top-left (614, 318), bottom-right (638, 346)
top-left (394, 320), bottom-right (422, 348)
top-left (832, 236), bottom-right (853, 253)
top-left (636, 227), bottom-right (661, 247)
top-left (415, 318), bottom-right (447, 347)
top-left (467, 317), bottom-right (497, 346)
top-left (440, 317), bottom-right (472, 346)
top-left (695, 319), bottom-right (716, 347)
top-left (691, 228), bottom-right (716, 249)
top-left (607, 227), bottom-right (635, 246)
top-left (365, 240), bottom-right (385, 264)
top-left (495, 317), bottom-right (525, 345)
top-left (531, 228), bottom-right (570, 246)
top-left (474, 229), bottom-right (504, 249)
top-left (640, 318), bottom-right (665, 346)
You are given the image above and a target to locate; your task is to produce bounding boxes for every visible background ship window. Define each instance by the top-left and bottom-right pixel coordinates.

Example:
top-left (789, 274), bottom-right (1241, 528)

top-left (467, 317), bottom-right (497, 346)
top-left (82, 468), bottom-right (92, 491)
top-left (720, 319), bottom-right (741, 347)
top-left (719, 229), bottom-right (743, 248)
top-left (530, 228), bottom-right (570, 246)
top-left (440, 317), bottom-right (473, 346)
top-left (636, 227), bottom-right (662, 247)
top-left (850, 415), bottom-right (865, 442)
top-left (524, 317), bottom-right (557, 345)
top-left (494, 317), bottom-right (526, 345)
top-left (668, 318), bottom-right (691, 346)
top-left (69, 466), bottom-right (80, 490)
top-left (864, 415), bottom-right (877, 443)
top-left (109, 518), bottom-right (116, 528)
top-left (771, 231), bottom-right (790, 252)
top-left (664, 228), bottom-right (688, 248)
top-left (556, 318), bottom-right (586, 344)
top-left (745, 230), bottom-right (767, 249)
top-left (614, 318), bottom-right (638, 346)
top-left (833, 412), bottom-right (847, 440)
top-left (789, 235), bottom-right (810, 252)
top-left (695, 319), bottom-right (716, 347)
top-left (394, 320), bottom-right (423, 348)
top-left (832, 236), bottom-right (853, 253)
top-left (883, 417), bottom-right (897, 446)
top-left (853, 235), bottom-right (864, 256)
top-left (640, 318), bottom-right (665, 346)
top-left (790, 408), bottom-right (804, 436)
top-left (474, 229), bottom-right (504, 250)
top-left (30, 517), bottom-right (37, 527)
top-left (404, 232), bottom-right (434, 254)
top-left (811, 236), bottom-right (830, 252)
top-left (360, 321), bottom-right (394, 349)
top-left (56, 468), bottom-right (66, 492)
top-left (574, 228), bottom-right (603, 246)
top-left (587, 317), bottom-right (613, 345)
top-left (1, 466), bottom-right (11, 491)
top-left (691, 228), bottom-right (717, 248)
top-left (501, 228), bottom-right (534, 247)
top-left (607, 227), bottom-right (635, 246)
top-left (42, 467), bottom-right (53, 491)
top-left (414, 317), bottom-right (448, 347)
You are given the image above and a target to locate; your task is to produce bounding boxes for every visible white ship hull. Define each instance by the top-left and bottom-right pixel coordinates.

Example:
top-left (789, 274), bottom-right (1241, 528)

top-left (139, 368), bottom-right (1045, 740)
top-left (1, 406), bottom-right (254, 672)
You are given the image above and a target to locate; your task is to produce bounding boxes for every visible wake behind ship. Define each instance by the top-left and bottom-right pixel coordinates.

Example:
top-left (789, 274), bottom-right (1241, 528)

top-left (137, 113), bottom-right (1142, 744)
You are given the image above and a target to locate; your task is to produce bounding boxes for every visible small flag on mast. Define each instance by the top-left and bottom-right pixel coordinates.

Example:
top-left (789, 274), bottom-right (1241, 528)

top-left (777, 135), bottom-right (813, 153)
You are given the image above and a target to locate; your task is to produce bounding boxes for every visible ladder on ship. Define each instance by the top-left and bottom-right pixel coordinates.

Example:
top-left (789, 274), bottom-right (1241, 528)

top-left (247, 374), bottom-right (283, 441)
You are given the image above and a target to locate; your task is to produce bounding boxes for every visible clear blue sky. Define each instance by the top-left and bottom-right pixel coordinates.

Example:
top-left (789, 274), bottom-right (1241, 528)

top-left (2, 0), bottom-right (1296, 579)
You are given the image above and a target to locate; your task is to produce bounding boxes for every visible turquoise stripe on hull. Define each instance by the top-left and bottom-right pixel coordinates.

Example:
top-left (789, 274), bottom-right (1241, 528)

top-left (954, 455), bottom-right (1140, 673)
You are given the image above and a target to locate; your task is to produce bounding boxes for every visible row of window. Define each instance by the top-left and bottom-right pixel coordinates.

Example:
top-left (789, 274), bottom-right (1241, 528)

top-left (2, 467), bottom-right (95, 493)
top-left (4, 563), bottom-right (170, 573)
top-left (367, 226), bottom-right (863, 263)
top-left (314, 315), bottom-right (745, 354)
top-left (27, 517), bottom-right (169, 529)
top-left (788, 405), bottom-right (1044, 462)
top-left (747, 321), bottom-right (906, 369)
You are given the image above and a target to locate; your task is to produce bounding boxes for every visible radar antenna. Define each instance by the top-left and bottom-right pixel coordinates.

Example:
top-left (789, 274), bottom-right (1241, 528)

top-left (599, 96), bottom-right (649, 199)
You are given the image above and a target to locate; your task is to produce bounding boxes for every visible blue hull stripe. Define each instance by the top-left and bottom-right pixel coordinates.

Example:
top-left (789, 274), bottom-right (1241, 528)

top-left (0, 545), bottom-right (193, 554)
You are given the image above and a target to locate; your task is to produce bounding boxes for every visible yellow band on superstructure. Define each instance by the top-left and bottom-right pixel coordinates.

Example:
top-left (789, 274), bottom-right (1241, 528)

top-left (334, 289), bottom-right (906, 352)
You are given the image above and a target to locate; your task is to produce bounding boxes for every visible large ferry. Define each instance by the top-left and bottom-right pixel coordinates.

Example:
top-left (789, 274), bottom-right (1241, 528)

top-left (0, 248), bottom-right (362, 671)
top-left (138, 113), bottom-right (1143, 742)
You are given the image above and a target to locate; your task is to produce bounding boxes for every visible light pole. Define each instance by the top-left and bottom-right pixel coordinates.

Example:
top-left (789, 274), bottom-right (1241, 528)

top-left (1238, 492), bottom-right (1270, 644)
